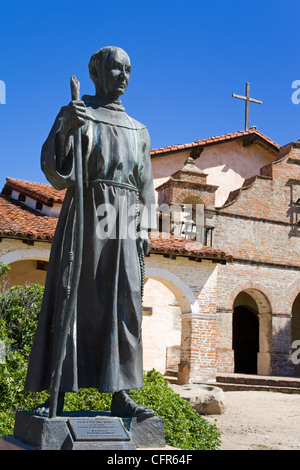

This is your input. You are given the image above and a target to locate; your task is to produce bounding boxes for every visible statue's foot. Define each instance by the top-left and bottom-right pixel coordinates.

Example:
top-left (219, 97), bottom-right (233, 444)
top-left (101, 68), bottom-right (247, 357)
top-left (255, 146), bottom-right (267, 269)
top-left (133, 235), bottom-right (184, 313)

top-left (31, 393), bottom-right (65, 417)
top-left (31, 397), bottom-right (51, 417)
top-left (110, 390), bottom-right (155, 419)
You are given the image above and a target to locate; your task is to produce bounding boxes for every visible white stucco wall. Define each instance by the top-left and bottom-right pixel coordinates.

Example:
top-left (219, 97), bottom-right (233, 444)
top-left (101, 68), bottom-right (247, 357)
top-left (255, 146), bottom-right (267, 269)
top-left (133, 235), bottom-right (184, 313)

top-left (152, 140), bottom-right (275, 206)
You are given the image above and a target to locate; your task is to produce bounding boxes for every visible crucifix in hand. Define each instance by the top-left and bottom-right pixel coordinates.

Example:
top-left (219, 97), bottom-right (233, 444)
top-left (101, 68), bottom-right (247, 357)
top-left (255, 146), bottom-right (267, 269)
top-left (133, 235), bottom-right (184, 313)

top-left (232, 82), bottom-right (262, 130)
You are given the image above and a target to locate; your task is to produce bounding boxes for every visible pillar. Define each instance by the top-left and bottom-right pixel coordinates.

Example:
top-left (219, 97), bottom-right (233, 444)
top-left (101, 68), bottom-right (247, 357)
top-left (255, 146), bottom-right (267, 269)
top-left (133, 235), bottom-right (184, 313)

top-left (178, 312), bottom-right (217, 384)
top-left (272, 314), bottom-right (294, 376)
top-left (257, 312), bottom-right (272, 375)
top-left (215, 308), bottom-right (234, 373)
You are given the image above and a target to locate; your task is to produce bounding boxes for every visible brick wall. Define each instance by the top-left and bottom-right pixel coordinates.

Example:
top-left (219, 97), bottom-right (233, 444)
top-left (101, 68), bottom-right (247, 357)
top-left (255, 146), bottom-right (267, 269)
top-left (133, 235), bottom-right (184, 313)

top-left (210, 145), bottom-right (300, 376)
top-left (216, 261), bottom-right (300, 374)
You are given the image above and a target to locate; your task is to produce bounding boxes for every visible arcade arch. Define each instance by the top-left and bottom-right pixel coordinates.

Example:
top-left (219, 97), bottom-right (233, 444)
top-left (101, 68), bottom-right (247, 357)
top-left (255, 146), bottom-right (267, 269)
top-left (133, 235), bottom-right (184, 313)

top-left (142, 278), bottom-right (181, 374)
top-left (0, 248), bottom-right (50, 287)
top-left (143, 266), bottom-right (198, 377)
top-left (233, 288), bottom-right (272, 375)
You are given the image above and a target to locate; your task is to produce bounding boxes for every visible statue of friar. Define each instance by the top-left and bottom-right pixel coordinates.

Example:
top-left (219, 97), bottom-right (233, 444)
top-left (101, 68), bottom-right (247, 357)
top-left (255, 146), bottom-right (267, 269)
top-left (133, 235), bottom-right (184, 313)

top-left (24, 46), bottom-right (156, 418)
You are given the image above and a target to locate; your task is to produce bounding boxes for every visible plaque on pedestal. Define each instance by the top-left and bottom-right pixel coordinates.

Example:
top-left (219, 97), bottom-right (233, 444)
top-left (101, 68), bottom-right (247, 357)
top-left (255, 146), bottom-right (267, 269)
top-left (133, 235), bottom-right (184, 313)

top-left (65, 417), bottom-right (136, 450)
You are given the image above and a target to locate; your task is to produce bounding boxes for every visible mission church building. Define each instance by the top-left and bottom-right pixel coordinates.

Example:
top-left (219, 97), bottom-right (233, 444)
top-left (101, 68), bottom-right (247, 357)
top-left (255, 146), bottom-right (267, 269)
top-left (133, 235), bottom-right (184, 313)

top-left (1, 127), bottom-right (300, 386)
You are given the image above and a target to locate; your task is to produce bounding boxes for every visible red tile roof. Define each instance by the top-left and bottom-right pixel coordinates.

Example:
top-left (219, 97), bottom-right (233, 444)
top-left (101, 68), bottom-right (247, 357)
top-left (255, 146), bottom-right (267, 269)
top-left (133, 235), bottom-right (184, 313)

top-left (0, 195), bottom-right (56, 241)
top-left (151, 128), bottom-right (280, 156)
top-left (2, 177), bottom-right (66, 205)
top-left (149, 231), bottom-right (232, 262)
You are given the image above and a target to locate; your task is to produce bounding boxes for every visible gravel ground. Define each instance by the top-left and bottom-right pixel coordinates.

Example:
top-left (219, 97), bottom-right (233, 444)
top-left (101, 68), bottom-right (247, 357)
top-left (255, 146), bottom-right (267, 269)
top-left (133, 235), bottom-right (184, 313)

top-left (204, 390), bottom-right (300, 450)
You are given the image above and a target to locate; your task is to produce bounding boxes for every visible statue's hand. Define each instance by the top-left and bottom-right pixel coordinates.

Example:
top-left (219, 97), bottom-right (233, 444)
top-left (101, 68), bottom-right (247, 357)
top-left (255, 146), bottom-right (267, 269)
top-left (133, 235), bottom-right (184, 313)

top-left (61, 100), bottom-right (86, 137)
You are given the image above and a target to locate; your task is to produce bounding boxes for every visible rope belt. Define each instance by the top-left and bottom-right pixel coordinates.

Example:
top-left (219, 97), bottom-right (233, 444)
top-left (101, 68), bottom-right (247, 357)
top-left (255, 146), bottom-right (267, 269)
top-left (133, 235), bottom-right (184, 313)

top-left (89, 177), bottom-right (139, 193)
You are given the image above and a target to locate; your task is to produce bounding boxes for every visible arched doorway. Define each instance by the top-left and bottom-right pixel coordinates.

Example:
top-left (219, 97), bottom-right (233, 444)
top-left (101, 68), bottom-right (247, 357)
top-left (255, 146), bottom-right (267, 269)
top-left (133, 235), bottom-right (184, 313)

top-left (232, 289), bottom-right (272, 375)
top-left (142, 278), bottom-right (181, 375)
top-left (292, 293), bottom-right (300, 377)
top-left (4, 259), bottom-right (48, 287)
top-left (0, 248), bottom-right (51, 287)
top-left (233, 305), bottom-right (259, 374)
top-left (143, 265), bottom-right (201, 383)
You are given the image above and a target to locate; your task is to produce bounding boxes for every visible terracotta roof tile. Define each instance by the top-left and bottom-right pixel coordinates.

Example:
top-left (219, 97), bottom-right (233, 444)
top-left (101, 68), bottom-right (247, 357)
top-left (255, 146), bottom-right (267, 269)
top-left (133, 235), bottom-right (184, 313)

top-left (2, 177), bottom-right (66, 205)
top-left (151, 128), bottom-right (280, 156)
top-left (0, 195), bottom-right (56, 240)
top-left (149, 231), bottom-right (232, 262)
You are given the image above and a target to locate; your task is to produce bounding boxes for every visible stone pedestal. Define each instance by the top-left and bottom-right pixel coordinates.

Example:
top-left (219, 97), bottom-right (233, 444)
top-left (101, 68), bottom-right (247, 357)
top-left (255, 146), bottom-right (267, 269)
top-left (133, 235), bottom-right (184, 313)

top-left (10, 410), bottom-right (165, 450)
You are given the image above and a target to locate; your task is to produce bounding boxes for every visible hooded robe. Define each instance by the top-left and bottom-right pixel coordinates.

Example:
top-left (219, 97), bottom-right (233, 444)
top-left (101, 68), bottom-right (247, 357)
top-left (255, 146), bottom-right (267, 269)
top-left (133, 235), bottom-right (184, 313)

top-left (24, 97), bottom-right (156, 393)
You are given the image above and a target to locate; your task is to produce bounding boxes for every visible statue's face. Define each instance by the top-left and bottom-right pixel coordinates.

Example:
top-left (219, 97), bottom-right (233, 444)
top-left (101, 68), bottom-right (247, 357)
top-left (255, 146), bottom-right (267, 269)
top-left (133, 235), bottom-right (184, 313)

top-left (100, 48), bottom-right (131, 100)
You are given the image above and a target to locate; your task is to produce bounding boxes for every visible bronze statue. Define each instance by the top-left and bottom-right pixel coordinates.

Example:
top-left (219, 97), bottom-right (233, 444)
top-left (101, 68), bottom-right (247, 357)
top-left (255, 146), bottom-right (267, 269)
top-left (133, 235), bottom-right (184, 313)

top-left (24, 46), bottom-right (156, 418)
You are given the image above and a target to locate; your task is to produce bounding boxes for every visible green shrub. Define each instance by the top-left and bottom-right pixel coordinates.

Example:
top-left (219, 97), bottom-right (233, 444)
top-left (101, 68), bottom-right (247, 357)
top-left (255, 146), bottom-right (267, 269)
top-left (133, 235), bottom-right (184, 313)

top-left (130, 370), bottom-right (221, 450)
top-left (0, 262), bottom-right (10, 278)
top-left (0, 282), bottom-right (221, 450)
top-left (0, 284), bottom-right (44, 357)
top-left (0, 283), bottom-right (48, 435)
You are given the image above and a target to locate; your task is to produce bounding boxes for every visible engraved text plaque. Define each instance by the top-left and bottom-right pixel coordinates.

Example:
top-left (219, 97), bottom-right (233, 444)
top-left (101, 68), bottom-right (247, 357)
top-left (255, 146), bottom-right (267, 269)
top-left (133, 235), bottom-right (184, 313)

top-left (68, 418), bottom-right (130, 442)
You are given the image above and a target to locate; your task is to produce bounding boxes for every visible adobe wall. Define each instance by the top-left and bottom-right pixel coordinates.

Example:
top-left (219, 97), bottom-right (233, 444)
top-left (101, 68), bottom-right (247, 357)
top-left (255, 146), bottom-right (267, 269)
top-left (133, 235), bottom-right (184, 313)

top-left (219, 162), bottom-right (300, 222)
top-left (151, 140), bottom-right (275, 206)
top-left (142, 278), bottom-right (181, 374)
top-left (4, 259), bottom-right (47, 287)
top-left (0, 239), bottom-right (51, 265)
top-left (0, 238), bottom-right (51, 287)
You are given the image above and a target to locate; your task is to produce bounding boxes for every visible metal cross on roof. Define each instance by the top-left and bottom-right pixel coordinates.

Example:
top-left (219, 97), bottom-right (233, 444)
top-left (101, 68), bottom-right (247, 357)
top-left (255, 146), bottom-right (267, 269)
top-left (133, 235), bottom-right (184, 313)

top-left (232, 82), bottom-right (262, 130)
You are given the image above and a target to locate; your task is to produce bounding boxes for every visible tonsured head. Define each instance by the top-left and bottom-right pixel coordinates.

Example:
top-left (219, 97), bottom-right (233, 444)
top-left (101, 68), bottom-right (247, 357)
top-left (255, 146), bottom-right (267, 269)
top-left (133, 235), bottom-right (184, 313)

top-left (88, 46), bottom-right (131, 100)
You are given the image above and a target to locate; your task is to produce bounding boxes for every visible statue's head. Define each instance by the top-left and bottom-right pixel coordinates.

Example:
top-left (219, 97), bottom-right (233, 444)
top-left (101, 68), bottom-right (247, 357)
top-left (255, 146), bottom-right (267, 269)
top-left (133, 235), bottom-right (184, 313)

top-left (89, 46), bottom-right (131, 101)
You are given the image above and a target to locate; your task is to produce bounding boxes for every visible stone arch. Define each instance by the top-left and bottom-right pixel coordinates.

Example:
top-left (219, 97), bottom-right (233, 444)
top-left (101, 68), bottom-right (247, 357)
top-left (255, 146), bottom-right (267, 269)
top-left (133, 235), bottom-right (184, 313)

top-left (0, 248), bottom-right (51, 287)
top-left (142, 277), bottom-right (181, 374)
top-left (145, 266), bottom-right (199, 314)
top-left (282, 278), bottom-right (300, 378)
top-left (287, 278), bottom-right (300, 313)
top-left (226, 281), bottom-right (275, 313)
top-left (173, 189), bottom-right (204, 206)
top-left (0, 248), bottom-right (50, 265)
top-left (232, 286), bottom-right (272, 375)
top-left (143, 266), bottom-right (200, 379)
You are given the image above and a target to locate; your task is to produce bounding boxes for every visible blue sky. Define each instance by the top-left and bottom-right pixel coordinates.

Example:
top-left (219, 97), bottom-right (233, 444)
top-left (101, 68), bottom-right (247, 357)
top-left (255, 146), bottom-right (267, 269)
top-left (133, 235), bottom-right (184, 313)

top-left (0, 0), bottom-right (299, 187)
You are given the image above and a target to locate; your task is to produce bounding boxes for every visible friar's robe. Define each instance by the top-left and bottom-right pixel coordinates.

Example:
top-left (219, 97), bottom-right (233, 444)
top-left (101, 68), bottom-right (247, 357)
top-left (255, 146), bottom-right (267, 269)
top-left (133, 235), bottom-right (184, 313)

top-left (24, 97), bottom-right (156, 393)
